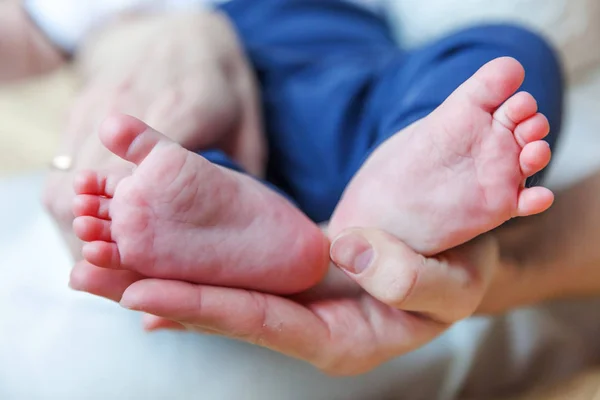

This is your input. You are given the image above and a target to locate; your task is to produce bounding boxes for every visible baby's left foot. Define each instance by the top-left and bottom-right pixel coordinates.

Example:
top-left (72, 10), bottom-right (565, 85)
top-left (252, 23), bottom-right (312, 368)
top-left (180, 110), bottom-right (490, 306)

top-left (329, 57), bottom-right (553, 255)
top-left (72, 115), bottom-right (328, 294)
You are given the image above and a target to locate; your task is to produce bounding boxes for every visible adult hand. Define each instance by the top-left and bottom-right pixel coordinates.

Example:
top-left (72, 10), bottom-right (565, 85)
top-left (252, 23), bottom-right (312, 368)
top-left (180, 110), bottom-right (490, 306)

top-left (69, 228), bottom-right (499, 375)
top-left (43, 12), bottom-right (265, 258)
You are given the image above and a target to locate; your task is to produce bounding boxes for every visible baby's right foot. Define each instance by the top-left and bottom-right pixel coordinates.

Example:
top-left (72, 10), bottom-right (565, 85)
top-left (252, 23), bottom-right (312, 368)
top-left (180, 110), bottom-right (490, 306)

top-left (329, 57), bottom-right (553, 255)
top-left (72, 115), bottom-right (329, 294)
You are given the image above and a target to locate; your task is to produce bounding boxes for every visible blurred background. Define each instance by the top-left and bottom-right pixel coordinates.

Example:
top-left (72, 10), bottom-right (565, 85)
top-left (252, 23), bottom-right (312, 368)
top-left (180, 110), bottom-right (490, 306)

top-left (1, 0), bottom-right (600, 399)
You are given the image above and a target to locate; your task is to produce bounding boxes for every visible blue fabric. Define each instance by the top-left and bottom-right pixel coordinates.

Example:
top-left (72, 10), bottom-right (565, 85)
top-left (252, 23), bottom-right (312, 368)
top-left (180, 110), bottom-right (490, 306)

top-left (203, 0), bottom-right (565, 223)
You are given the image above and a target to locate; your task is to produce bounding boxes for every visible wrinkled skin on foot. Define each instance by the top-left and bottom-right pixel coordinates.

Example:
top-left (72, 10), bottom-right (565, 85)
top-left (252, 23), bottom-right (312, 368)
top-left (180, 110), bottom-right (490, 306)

top-left (329, 57), bottom-right (554, 256)
top-left (73, 115), bottom-right (329, 294)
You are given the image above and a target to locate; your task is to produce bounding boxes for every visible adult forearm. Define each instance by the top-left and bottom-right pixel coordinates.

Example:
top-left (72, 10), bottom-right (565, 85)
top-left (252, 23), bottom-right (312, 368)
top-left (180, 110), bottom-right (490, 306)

top-left (0, 1), bottom-right (65, 82)
top-left (479, 171), bottom-right (600, 314)
top-left (524, 172), bottom-right (600, 299)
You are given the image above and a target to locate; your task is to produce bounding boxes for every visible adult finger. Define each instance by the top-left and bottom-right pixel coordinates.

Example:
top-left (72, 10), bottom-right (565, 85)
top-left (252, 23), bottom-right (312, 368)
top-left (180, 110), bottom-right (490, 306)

top-left (69, 262), bottom-right (194, 334)
top-left (118, 278), bottom-right (445, 375)
top-left (69, 260), bottom-right (143, 302)
top-left (329, 228), bottom-right (499, 323)
top-left (119, 279), bottom-right (329, 363)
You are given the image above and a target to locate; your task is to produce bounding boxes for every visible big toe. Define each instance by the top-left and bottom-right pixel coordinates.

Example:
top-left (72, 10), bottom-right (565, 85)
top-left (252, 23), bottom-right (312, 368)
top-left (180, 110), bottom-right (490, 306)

top-left (452, 57), bottom-right (525, 112)
top-left (99, 114), bottom-right (173, 166)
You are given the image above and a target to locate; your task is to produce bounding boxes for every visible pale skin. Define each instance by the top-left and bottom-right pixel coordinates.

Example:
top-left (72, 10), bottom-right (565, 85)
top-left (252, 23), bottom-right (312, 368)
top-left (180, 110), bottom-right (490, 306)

top-left (11, 6), bottom-right (597, 376)
top-left (71, 57), bottom-right (553, 295)
top-left (72, 115), bottom-right (329, 294)
top-left (328, 58), bottom-right (554, 255)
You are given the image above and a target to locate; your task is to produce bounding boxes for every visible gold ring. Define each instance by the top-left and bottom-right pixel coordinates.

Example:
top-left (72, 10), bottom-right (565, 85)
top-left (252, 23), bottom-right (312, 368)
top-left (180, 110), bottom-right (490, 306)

top-left (50, 155), bottom-right (74, 171)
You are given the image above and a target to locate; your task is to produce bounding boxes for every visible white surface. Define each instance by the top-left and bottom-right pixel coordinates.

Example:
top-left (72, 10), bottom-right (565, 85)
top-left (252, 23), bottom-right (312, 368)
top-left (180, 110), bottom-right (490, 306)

top-left (387, 0), bottom-right (600, 80)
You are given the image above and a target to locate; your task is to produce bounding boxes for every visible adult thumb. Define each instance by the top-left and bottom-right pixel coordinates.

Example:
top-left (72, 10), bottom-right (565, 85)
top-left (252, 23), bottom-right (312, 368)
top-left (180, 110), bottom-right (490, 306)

top-left (329, 228), bottom-right (499, 323)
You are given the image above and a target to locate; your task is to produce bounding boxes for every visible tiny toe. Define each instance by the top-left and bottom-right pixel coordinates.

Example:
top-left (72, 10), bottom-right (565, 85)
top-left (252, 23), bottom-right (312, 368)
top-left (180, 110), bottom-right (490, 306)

top-left (82, 241), bottom-right (122, 269)
top-left (493, 91), bottom-right (538, 131)
top-left (516, 187), bottom-right (554, 217)
top-left (520, 141), bottom-right (551, 177)
top-left (73, 195), bottom-right (111, 219)
top-left (73, 170), bottom-right (101, 195)
top-left (73, 170), bottom-right (120, 197)
top-left (73, 216), bottom-right (112, 242)
top-left (99, 113), bottom-right (172, 166)
top-left (514, 113), bottom-right (550, 146)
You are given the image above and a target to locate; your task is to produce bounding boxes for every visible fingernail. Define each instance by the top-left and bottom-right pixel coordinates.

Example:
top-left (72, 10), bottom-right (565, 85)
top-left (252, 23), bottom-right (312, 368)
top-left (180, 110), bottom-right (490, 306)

top-left (330, 232), bottom-right (374, 274)
top-left (119, 292), bottom-right (140, 310)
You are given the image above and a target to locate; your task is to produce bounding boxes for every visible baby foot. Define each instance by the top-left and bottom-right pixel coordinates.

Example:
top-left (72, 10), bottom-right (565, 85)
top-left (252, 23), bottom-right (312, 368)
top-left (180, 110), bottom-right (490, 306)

top-left (72, 115), bottom-right (328, 294)
top-left (329, 57), bottom-right (553, 255)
